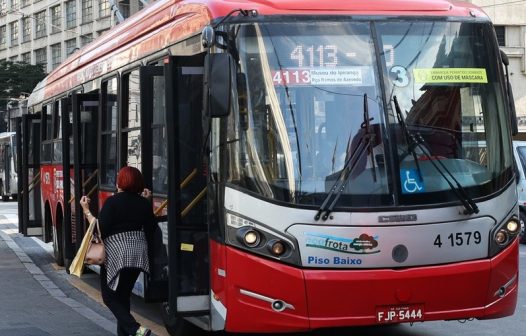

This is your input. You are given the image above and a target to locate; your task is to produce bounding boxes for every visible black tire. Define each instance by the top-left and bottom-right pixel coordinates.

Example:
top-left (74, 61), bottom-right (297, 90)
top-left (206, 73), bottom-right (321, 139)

top-left (160, 302), bottom-right (205, 336)
top-left (519, 211), bottom-right (526, 244)
top-left (1, 195), bottom-right (9, 202)
top-left (53, 211), bottom-right (65, 267)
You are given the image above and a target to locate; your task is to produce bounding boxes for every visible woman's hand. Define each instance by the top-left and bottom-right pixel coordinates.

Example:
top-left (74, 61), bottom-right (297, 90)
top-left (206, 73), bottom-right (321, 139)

top-left (80, 196), bottom-right (91, 213)
top-left (141, 188), bottom-right (152, 200)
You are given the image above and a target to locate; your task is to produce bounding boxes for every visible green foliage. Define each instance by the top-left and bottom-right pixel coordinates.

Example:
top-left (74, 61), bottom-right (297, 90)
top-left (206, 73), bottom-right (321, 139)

top-left (0, 60), bottom-right (46, 109)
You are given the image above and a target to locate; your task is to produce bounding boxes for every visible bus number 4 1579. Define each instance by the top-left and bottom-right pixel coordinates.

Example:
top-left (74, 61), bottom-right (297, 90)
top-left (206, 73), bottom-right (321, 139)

top-left (434, 231), bottom-right (482, 248)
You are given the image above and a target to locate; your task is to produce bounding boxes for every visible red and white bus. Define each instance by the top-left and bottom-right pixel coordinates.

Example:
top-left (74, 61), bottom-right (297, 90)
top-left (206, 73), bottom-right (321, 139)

top-left (18, 0), bottom-right (520, 334)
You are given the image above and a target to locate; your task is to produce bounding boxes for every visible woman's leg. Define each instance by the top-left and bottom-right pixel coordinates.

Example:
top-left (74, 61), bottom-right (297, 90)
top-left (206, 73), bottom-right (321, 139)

top-left (100, 266), bottom-right (142, 335)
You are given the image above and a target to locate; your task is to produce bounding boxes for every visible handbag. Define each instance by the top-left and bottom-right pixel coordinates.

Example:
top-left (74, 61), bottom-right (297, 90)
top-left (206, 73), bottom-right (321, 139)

top-left (69, 218), bottom-right (96, 276)
top-left (85, 219), bottom-right (106, 265)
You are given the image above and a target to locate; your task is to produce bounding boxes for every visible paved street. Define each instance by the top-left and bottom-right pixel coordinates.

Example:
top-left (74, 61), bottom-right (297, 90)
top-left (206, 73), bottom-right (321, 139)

top-left (0, 202), bottom-right (166, 336)
top-left (1, 200), bottom-right (526, 336)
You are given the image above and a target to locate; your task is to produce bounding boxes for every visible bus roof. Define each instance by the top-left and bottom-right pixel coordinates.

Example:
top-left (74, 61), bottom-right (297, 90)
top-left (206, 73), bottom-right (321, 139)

top-left (28, 0), bottom-right (487, 107)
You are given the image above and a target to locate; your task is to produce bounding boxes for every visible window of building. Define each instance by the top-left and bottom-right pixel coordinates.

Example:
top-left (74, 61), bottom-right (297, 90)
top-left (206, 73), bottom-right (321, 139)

top-left (51, 5), bottom-right (61, 34)
top-left (82, 0), bottom-right (93, 23)
top-left (99, 0), bottom-right (111, 18)
top-left (0, 0), bottom-right (6, 13)
top-left (119, 0), bottom-right (130, 18)
top-left (35, 47), bottom-right (47, 70)
top-left (10, 21), bottom-right (18, 46)
top-left (9, 56), bottom-right (18, 62)
top-left (81, 34), bottom-right (92, 47)
top-left (35, 11), bottom-right (47, 38)
top-left (22, 17), bottom-right (31, 42)
top-left (11, 0), bottom-right (19, 10)
top-left (65, 38), bottom-right (77, 56)
top-left (66, 1), bottom-right (77, 29)
top-left (21, 0), bottom-right (30, 7)
top-left (0, 26), bottom-right (6, 50)
top-left (495, 26), bottom-right (505, 46)
top-left (51, 43), bottom-right (61, 69)
top-left (21, 52), bottom-right (30, 63)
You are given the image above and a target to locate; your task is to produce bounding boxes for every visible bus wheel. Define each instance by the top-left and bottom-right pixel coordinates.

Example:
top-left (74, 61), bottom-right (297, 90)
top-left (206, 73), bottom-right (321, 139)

top-left (160, 302), bottom-right (204, 336)
top-left (520, 211), bottom-right (526, 244)
top-left (52, 212), bottom-right (65, 266)
top-left (52, 227), bottom-right (64, 266)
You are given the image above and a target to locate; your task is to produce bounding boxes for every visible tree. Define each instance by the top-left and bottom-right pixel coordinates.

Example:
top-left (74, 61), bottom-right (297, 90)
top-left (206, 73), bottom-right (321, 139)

top-left (0, 60), bottom-right (46, 110)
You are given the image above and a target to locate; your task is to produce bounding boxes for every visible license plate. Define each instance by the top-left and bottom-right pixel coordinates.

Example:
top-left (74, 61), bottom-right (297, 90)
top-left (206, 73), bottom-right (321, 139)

top-left (376, 304), bottom-right (424, 323)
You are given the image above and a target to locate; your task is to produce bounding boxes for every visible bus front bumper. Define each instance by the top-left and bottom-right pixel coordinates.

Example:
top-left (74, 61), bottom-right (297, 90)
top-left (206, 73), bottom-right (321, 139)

top-left (221, 240), bottom-right (518, 332)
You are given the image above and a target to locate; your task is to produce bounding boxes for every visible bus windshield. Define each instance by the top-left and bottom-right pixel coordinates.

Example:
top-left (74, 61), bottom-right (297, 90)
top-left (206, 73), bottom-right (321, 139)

top-left (225, 19), bottom-right (512, 207)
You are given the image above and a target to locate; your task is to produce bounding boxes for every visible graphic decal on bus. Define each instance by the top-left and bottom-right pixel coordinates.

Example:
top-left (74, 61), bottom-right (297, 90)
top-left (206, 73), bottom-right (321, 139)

top-left (400, 169), bottom-right (425, 194)
top-left (307, 255), bottom-right (363, 265)
top-left (413, 68), bottom-right (488, 83)
top-left (305, 232), bottom-right (380, 254)
top-left (271, 66), bottom-right (375, 86)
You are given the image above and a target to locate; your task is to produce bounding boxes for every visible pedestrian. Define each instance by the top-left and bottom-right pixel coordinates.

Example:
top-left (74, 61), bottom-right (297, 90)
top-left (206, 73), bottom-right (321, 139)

top-left (80, 166), bottom-right (155, 336)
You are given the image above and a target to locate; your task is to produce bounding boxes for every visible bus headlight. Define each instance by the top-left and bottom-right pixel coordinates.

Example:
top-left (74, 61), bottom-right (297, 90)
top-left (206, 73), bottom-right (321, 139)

top-left (495, 230), bottom-right (508, 245)
top-left (243, 229), bottom-right (261, 247)
top-left (226, 212), bottom-right (301, 265)
top-left (489, 215), bottom-right (520, 256)
top-left (268, 240), bottom-right (286, 257)
top-left (506, 219), bottom-right (520, 234)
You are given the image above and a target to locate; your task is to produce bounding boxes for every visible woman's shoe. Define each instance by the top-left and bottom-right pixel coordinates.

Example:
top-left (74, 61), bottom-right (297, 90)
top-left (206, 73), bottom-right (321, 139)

top-left (135, 326), bottom-right (152, 336)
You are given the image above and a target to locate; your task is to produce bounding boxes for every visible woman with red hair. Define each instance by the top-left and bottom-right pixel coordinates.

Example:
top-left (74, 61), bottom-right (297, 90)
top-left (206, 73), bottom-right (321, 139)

top-left (80, 166), bottom-right (154, 336)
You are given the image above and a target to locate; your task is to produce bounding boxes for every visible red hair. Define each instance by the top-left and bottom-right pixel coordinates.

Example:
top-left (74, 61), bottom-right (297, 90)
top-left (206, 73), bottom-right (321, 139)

top-left (117, 166), bottom-right (144, 193)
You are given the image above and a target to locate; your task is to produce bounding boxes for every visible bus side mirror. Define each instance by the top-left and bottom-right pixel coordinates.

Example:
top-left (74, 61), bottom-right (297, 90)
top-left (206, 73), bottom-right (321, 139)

top-left (205, 53), bottom-right (233, 118)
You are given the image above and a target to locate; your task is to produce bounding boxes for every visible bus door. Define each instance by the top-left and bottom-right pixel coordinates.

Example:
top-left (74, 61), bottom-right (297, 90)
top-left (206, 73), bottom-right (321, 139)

top-left (165, 55), bottom-right (209, 319)
top-left (0, 133), bottom-right (15, 200)
top-left (15, 118), bottom-right (22, 225)
top-left (18, 114), bottom-right (42, 236)
top-left (139, 64), bottom-right (169, 302)
top-left (71, 93), bottom-right (99, 252)
top-left (5, 136), bottom-right (12, 198)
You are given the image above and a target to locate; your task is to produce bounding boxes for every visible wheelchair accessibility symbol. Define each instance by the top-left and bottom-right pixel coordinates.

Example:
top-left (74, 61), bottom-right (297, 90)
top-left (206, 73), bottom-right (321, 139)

top-left (400, 169), bottom-right (425, 194)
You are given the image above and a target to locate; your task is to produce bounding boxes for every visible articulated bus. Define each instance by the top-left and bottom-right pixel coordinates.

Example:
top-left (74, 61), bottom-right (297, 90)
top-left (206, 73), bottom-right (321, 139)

top-left (0, 132), bottom-right (17, 201)
top-left (18, 0), bottom-right (520, 334)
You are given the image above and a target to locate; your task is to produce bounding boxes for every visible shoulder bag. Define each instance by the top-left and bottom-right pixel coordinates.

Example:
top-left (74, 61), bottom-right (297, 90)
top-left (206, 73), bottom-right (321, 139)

top-left (85, 219), bottom-right (106, 265)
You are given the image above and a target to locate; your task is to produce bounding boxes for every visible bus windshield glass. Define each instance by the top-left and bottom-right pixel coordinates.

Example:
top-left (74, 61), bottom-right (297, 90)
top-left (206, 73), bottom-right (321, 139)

top-left (225, 20), bottom-right (512, 207)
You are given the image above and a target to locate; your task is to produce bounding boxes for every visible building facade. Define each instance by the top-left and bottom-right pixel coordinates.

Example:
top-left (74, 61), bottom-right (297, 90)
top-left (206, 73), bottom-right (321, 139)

top-left (0, 0), bottom-right (144, 72)
top-left (468, 0), bottom-right (526, 134)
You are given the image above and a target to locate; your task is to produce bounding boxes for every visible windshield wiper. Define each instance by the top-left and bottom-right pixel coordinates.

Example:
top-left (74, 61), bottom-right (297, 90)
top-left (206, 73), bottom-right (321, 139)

top-left (315, 94), bottom-right (375, 221)
top-left (393, 96), bottom-right (479, 215)
top-left (393, 96), bottom-right (424, 183)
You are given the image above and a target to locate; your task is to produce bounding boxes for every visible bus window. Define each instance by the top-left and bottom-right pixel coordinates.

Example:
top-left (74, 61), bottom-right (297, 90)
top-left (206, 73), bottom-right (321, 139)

top-left (123, 69), bottom-right (142, 170)
top-left (101, 78), bottom-right (118, 188)
top-left (152, 74), bottom-right (167, 195)
top-left (53, 100), bottom-right (63, 163)
top-left (79, 98), bottom-right (98, 165)
top-left (41, 104), bottom-right (53, 163)
top-left (0, 142), bottom-right (5, 167)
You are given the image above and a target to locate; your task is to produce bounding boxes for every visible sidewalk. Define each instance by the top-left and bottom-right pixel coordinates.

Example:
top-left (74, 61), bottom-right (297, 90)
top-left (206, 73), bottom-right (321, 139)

top-left (0, 212), bottom-right (115, 336)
